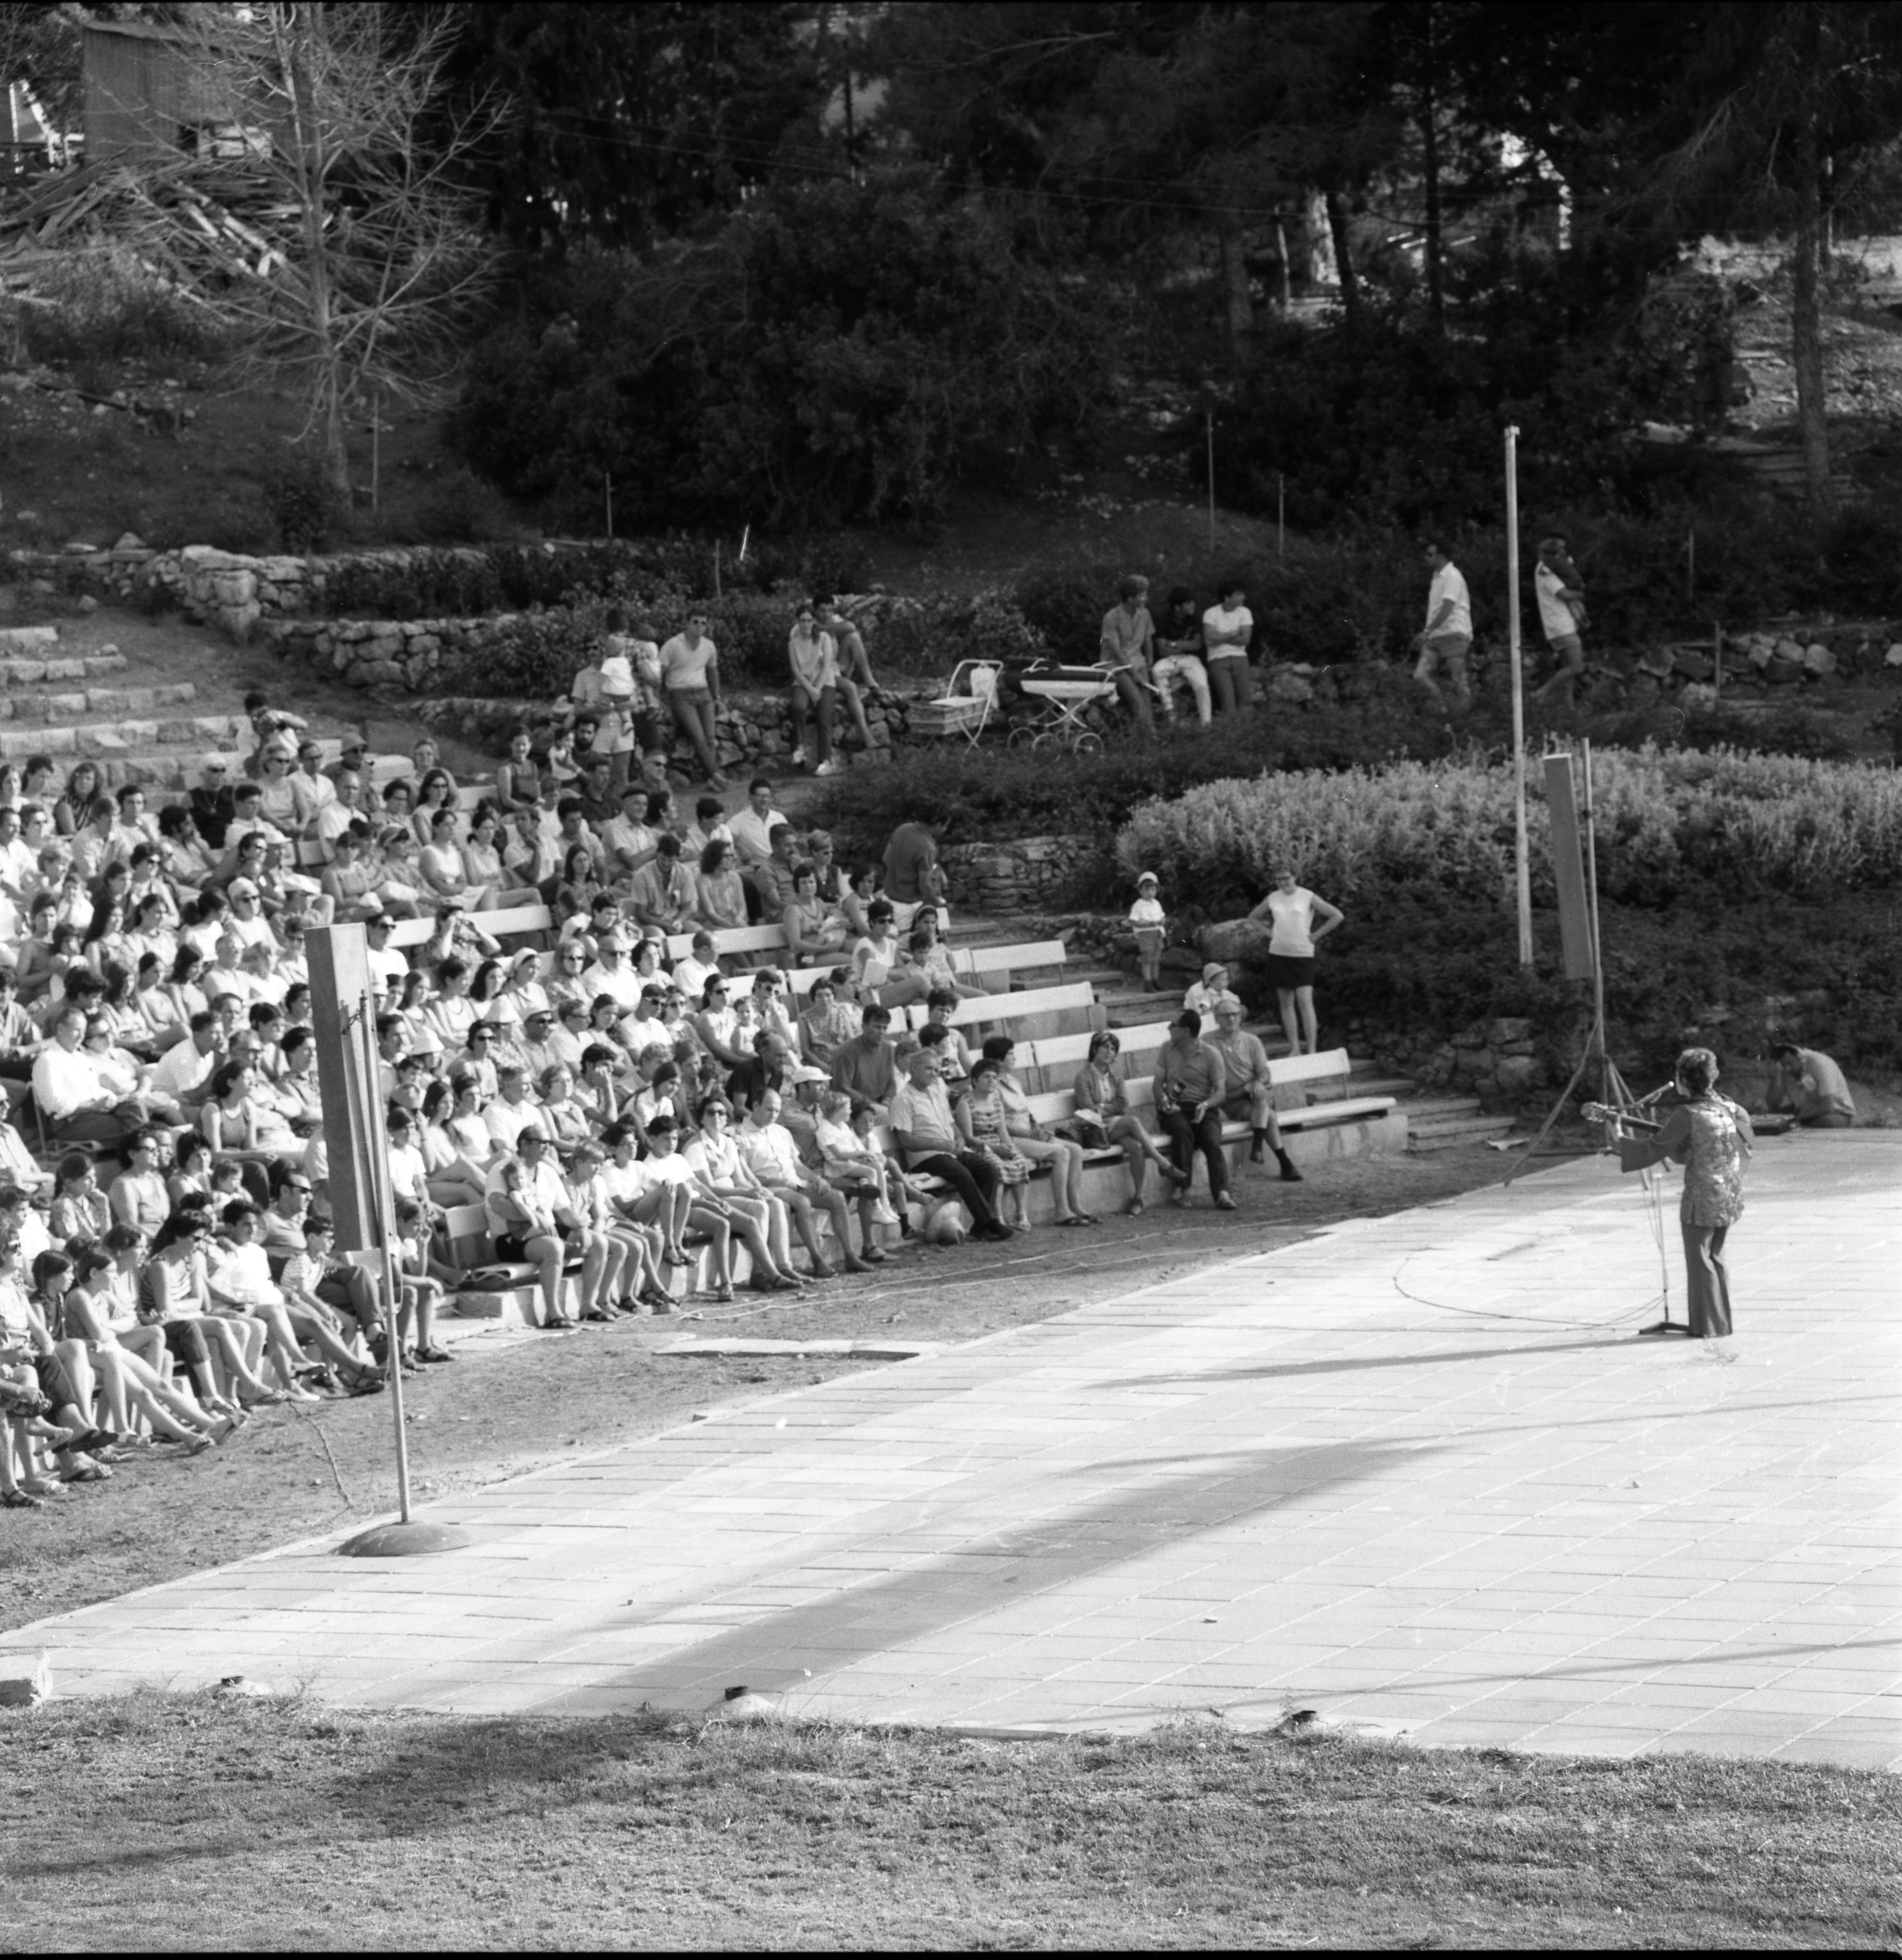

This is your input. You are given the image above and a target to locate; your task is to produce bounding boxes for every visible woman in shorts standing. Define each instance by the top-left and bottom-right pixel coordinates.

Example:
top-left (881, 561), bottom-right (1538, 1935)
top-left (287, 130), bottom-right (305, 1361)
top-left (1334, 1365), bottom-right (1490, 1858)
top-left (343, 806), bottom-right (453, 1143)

top-left (1247, 867), bottom-right (1343, 1058)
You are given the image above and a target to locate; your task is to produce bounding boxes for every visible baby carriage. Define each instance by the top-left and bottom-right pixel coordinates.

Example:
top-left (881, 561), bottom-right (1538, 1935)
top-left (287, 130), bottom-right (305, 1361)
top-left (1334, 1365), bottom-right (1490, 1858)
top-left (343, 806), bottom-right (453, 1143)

top-left (1009, 664), bottom-right (1121, 756)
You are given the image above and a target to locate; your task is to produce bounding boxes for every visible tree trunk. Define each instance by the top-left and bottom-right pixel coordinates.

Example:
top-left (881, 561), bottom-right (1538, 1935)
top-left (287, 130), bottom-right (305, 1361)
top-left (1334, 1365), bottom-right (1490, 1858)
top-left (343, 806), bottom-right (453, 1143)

top-left (274, 5), bottom-right (350, 501)
top-left (1220, 222), bottom-right (1253, 357)
top-left (1273, 214), bottom-right (1293, 307)
top-left (1324, 188), bottom-right (1360, 322)
top-left (1421, 3), bottom-right (1444, 324)
top-left (1791, 111), bottom-right (1834, 520)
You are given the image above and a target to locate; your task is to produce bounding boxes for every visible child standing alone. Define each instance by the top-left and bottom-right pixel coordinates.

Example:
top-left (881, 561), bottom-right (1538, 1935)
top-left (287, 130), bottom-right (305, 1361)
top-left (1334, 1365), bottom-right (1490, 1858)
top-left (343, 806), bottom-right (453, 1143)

top-left (1128, 871), bottom-right (1167, 993)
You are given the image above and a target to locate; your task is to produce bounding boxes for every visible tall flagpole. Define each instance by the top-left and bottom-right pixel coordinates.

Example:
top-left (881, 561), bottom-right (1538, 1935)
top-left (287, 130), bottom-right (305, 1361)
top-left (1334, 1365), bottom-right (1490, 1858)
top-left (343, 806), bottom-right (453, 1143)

top-left (1505, 425), bottom-right (1532, 966)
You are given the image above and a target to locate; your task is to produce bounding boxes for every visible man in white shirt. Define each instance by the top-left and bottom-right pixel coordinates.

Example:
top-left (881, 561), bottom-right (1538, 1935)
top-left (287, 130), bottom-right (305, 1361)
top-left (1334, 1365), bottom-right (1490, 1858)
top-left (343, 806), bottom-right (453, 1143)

top-left (600, 785), bottom-right (664, 879)
top-left (362, 910), bottom-right (410, 995)
top-left (727, 777), bottom-right (789, 873)
top-left (0, 807), bottom-right (37, 903)
top-left (582, 931), bottom-right (643, 1014)
top-left (622, 986), bottom-right (675, 1065)
top-left (483, 1128), bottom-right (603, 1329)
top-left (1413, 538), bottom-right (1473, 704)
top-left (1200, 578), bottom-right (1256, 715)
top-left (290, 740), bottom-right (339, 832)
top-left (1531, 532), bottom-right (1588, 710)
top-left (484, 1063), bottom-right (542, 1152)
top-left (737, 1090), bottom-right (871, 1274)
top-left (145, 1009), bottom-right (225, 1111)
top-left (31, 1005), bottom-right (149, 1143)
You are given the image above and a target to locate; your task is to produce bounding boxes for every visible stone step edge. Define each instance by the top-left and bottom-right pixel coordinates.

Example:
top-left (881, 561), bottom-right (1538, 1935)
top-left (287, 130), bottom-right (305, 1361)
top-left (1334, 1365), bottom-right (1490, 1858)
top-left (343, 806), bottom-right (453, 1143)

top-left (0, 683), bottom-right (197, 724)
top-left (0, 653), bottom-right (127, 684)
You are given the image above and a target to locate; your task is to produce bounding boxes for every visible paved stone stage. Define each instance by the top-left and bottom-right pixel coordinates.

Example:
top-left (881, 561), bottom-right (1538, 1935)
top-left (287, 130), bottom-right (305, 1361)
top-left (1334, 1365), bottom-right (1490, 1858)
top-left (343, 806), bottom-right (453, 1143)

top-left (6, 1134), bottom-right (1896, 1769)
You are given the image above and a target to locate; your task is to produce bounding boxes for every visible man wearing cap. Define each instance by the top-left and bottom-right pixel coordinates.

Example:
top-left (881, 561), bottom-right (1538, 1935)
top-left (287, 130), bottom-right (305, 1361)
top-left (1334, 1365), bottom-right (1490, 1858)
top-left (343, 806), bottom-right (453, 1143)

top-left (325, 734), bottom-right (371, 788)
top-left (484, 1128), bottom-right (603, 1330)
top-left (1207, 997), bottom-right (1303, 1180)
top-left (518, 1005), bottom-right (571, 1084)
top-left (190, 759), bottom-right (238, 850)
top-left (774, 1063), bottom-right (831, 1159)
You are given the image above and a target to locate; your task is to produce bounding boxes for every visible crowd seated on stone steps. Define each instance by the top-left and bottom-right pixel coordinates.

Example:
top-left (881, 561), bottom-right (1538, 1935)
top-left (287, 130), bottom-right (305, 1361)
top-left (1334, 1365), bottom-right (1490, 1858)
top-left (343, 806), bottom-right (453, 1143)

top-left (0, 666), bottom-right (1353, 1509)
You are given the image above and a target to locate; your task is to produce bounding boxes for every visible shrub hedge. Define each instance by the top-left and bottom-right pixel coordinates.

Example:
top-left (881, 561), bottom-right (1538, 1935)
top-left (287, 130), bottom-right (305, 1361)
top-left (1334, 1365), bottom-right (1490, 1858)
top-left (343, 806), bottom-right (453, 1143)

top-left (1116, 748), bottom-right (1902, 916)
top-left (1303, 891), bottom-right (1902, 1087)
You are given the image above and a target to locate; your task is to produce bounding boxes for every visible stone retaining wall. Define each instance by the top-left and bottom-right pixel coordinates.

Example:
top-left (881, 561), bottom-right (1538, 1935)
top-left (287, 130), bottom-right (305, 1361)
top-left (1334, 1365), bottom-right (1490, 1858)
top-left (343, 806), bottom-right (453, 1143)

top-left (940, 835), bottom-right (1103, 912)
top-left (413, 688), bottom-right (908, 781)
top-left (6, 539), bottom-right (615, 642)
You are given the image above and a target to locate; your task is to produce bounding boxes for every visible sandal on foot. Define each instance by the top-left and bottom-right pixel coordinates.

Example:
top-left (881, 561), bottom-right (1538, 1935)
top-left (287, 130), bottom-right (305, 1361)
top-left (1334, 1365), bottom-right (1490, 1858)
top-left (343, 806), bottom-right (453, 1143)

top-left (3, 1487), bottom-right (42, 1508)
top-left (1124, 1198), bottom-right (1144, 1216)
top-left (413, 1344), bottom-right (455, 1362)
top-left (707, 1284), bottom-right (735, 1303)
top-left (1054, 1215), bottom-right (1090, 1227)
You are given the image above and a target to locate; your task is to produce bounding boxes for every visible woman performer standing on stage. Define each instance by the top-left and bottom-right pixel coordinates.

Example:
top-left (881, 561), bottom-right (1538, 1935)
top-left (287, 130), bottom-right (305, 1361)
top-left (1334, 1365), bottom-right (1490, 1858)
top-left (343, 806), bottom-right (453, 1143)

top-left (1607, 1047), bottom-right (1753, 1338)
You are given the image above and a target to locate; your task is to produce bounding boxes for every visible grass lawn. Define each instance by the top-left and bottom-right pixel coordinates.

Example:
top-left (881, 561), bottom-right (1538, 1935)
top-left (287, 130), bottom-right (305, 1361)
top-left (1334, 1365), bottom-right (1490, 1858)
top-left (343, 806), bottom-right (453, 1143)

top-left (3, 1694), bottom-right (1894, 1950)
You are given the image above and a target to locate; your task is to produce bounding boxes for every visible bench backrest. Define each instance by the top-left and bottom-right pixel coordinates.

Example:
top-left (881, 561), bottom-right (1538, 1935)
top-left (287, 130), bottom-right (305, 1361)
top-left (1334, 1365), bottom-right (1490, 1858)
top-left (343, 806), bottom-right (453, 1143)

top-left (898, 980), bottom-right (1097, 1043)
top-left (389, 902), bottom-right (553, 949)
top-left (443, 1200), bottom-right (493, 1269)
top-left (1018, 1022), bottom-right (1171, 1095)
top-left (1121, 1045), bottom-right (1352, 1117)
top-left (1266, 1046), bottom-right (1354, 1093)
top-left (664, 922), bottom-right (790, 963)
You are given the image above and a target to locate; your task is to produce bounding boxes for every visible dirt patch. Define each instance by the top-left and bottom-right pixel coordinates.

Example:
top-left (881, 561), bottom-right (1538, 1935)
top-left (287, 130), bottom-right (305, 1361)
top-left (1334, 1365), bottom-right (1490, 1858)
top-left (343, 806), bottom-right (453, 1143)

top-left (4, 1147), bottom-right (1536, 1635)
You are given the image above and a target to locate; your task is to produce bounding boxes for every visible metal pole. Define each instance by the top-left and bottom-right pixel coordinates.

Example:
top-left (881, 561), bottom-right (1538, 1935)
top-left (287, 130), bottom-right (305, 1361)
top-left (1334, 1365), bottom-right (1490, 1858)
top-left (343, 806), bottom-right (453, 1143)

top-left (713, 538), bottom-right (722, 598)
top-left (370, 390), bottom-right (380, 512)
top-left (1579, 738), bottom-right (1610, 1106)
top-left (1505, 425), bottom-right (1532, 966)
top-left (1278, 473), bottom-right (1286, 563)
top-left (1687, 526), bottom-right (1695, 598)
top-left (1206, 411), bottom-right (1216, 551)
top-left (1713, 621), bottom-right (1722, 707)
top-left (604, 471), bottom-right (613, 541)
top-left (348, 971), bottom-right (411, 1523)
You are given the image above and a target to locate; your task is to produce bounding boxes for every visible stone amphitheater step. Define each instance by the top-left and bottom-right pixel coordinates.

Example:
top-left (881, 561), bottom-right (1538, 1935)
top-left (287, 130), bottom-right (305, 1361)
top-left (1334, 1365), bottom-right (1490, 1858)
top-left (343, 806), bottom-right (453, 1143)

top-left (0, 682), bottom-right (196, 725)
top-left (21, 735), bottom-right (406, 790)
top-left (0, 624), bottom-right (61, 655)
top-left (1407, 1098), bottom-right (1520, 1151)
top-left (0, 652), bottom-right (129, 686)
top-left (0, 711), bottom-right (244, 762)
